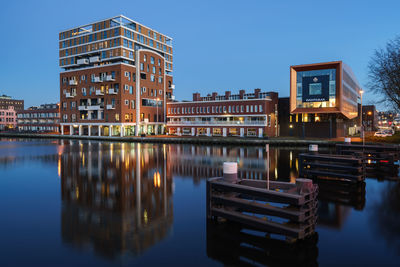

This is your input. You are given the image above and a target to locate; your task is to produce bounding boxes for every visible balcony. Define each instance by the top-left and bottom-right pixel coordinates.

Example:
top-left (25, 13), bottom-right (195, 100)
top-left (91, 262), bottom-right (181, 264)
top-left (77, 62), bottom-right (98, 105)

top-left (69, 80), bottom-right (78, 86)
top-left (77, 58), bottom-right (89, 65)
top-left (95, 89), bottom-right (104, 96)
top-left (89, 56), bottom-right (100, 63)
top-left (108, 88), bottom-right (118, 95)
top-left (66, 92), bottom-right (74, 98)
top-left (93, 76), bottom-right (102, 83)
top-left (79, 104), bottom-right (104, 111)
top-left (106, 104), bottom-right (115, 110)
top-left (105, 75), bottom-right (115, 82)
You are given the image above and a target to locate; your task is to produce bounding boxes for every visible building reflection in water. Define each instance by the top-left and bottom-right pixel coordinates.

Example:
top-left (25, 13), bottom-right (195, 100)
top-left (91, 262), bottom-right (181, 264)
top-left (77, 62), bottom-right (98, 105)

top-left (60, 140), bottom-right (173, 259)
top-left (167, 145), bottom-right (300, 184)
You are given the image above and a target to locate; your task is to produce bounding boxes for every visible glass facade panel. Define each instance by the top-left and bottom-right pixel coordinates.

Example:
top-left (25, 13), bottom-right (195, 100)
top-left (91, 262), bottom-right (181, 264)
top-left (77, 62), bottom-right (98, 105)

top-left (296, 69), bottom-right (336, 108)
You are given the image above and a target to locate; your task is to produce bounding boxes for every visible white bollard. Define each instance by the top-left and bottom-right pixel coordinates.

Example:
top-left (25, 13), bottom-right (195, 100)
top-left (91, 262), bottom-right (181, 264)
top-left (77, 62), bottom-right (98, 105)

top-left (344, 137), bottom-right (351, 144)
top-left (223, 162), bottom-right (238, 183)
top-left (309, 144), bottom-right (318, 152)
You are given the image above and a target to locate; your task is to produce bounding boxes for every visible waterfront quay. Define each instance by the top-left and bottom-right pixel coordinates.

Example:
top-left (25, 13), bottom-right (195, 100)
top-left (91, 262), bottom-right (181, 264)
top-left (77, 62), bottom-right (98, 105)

top-left (0, 132), bottom-right (346, 147)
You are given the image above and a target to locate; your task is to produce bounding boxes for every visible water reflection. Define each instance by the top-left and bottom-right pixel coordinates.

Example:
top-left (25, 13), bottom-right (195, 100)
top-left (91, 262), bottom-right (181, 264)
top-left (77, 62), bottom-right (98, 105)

top-left (206, 221), bottom-right (319, 266)
top-left (370, 182), bottom-right (400, 254)
top-left (60, 141), bottom-right (173, 259)
top-left (167, 145), bottom-right (301, 184)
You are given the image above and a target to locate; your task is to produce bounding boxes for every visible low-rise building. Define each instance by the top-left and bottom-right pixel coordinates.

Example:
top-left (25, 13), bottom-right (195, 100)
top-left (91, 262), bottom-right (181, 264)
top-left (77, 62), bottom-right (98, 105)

top-left (0, 106), bottom-right (17, 131)
top-left (166, 89), bottom-right (278, 137)
top-left (0, 94), bottom-right (24, 111)
top-left (17, 103), bottom-right (60, 133)
top-left (362, 105), bottom-right (378, 132)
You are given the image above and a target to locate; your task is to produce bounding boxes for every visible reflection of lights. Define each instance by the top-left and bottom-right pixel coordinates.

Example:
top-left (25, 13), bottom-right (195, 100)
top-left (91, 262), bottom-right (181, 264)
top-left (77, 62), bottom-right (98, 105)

top-left (368, 159), bottom-right (372, 164)
top-left (153, 172), bottom-right (161, 187)
top-left (289, 151), bottom-right (292, 168)
top-left (274, 167), bottom-right (278, 179)
top-left (295, 159), bottom-right (298, 172)
top-left (58, 156), bottom-right (61, 178)
top-left (144, 210), bottom-right (148, 224)
top-left (75, 187), bottom-right (79, 199)
top-left (289, 124), bottom-right (293, 128)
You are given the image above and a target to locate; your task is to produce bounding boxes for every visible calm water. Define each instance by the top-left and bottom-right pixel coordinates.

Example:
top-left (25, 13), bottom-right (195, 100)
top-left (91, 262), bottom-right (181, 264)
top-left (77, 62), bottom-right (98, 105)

top-left (0, 138), bottom-right (399, 266)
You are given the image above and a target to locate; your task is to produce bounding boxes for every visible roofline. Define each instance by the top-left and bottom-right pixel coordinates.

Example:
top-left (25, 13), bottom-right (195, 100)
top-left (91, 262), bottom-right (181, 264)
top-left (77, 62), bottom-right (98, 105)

top-left (290, 61), bottom-right (342, 69)
top-left (59, 14), bottom-right (173, 40)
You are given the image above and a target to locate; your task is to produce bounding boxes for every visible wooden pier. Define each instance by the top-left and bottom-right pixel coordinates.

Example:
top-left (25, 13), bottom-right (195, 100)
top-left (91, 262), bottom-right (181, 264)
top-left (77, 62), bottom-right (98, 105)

top-left (336, 143), bottom-right (399, 179)
top-left (298, 153), bottom-right (365, 183)
top-left (206, 175), bottom-right (318, 240)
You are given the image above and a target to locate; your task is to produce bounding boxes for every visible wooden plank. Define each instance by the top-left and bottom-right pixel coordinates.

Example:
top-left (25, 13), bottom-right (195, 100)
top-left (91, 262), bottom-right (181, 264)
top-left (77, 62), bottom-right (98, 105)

top-left (239, 179), bottom-right (296, 190)
top-left (302, 169), bottom-right (364, 182)
top-left (210, 180), bottom-right (306, 205)
top-left (211, 195), bottom-right (316, 222)
top-left (299, 153), bottom-right (362, 164)
top-left (305, 162), bottom-right (363, 172)
top-left (211, 208), bottom-right (312, 239)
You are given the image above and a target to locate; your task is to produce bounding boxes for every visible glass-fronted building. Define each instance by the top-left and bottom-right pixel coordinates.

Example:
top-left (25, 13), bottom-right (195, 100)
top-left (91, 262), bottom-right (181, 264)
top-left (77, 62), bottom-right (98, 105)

top-left (287, 61), bottom-right (361, 138)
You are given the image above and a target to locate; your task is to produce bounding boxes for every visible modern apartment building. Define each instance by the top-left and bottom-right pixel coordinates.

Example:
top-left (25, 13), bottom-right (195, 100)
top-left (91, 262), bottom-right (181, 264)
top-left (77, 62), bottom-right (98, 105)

top-left (285, 61), bottom-right (362, 138)
top-left (59, 15), bottom-right (174, 137)
top-left (0, 106), bottom-right (17, 131)
top-left (0, 95), bottom-right (24, 111)
top-left (166, 89), bottom-right (278, 137)
top-left (17, 103), bottom-right (60, 133)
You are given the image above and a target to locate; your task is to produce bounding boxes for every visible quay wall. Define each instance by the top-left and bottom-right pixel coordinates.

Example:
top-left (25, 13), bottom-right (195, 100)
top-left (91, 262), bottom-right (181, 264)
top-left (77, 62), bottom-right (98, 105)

top-left (0, 133), bottom-right (351, 147)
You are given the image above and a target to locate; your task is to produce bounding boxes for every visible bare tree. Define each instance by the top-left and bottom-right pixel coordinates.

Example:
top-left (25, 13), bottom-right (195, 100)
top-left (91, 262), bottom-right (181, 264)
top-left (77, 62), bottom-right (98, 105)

top-left (368, 36), bottom-right (400, 111)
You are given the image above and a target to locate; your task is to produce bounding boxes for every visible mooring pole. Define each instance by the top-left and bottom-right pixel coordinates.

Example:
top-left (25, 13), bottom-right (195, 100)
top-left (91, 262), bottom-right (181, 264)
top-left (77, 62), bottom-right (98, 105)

top-left (266, 144), bottom-right (270, 190)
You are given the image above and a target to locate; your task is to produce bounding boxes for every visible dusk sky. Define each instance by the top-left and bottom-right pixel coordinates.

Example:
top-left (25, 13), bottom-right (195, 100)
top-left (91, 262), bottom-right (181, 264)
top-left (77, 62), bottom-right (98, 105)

top-left (1, 0), bottom-right (399, 109)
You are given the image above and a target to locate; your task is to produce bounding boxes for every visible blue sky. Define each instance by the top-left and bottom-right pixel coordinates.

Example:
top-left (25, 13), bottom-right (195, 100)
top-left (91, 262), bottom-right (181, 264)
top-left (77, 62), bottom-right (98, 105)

top-left (0, 0), bottom-right (399, 109)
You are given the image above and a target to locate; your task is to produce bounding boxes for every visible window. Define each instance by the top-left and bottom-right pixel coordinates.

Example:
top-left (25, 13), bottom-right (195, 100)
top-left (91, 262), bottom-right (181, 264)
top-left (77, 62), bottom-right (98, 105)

top-left (159, 90), bottom-right (162, 95)
top-left (144, 55), bottom-right (147, 62)
top-left (241, 105), bottom-right (244, 112)
top-left (140, 63), bottom-right (144, 71)
top-left (125, 100), bottom-right (129, 105)
top-left (152, 66), bottom-right (156, 74)
top-left (159, 68), bottom-right (162, 75)
top-left (250, 105), bottom-right (253, 112)
top-left (246, 105), bottom-right (249, 112)
top-left (125, 71), bottom-right (129, 77)
top-left (259, 105), bottom-right (263, 112)
top-left (228, 106), bottom-right (231, 113)
top-left (125, 84), bottom-right (129, 90)
top-left (158, 77), bottom-right (162, 84)
top-left (151, 57), bottom-right (155, 64)
top-left (82, 88), bottom-right (86, 96)
top-left (158, 59), bottom-right (161, 66)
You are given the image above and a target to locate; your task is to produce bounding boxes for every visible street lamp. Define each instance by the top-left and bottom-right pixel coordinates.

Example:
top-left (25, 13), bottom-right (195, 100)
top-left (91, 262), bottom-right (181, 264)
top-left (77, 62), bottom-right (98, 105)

top-left (360, 89), bottom-right (364, 146)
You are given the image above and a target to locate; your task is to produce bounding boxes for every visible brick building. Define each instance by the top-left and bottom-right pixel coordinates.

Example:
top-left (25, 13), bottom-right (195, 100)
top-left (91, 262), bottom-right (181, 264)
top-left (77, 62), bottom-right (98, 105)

top-left (0, 106), bottom-right (17, 131)
top-left (0, 95), bottom-right (24, 111)
top-left (17, 103), bottom-right (60, 133)
top-left (166, 89), bottom-right (278, 137)
top-left (59, 15), bottom-right (174, 137)
top-left (361, 105), bottom-right (378, 132)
